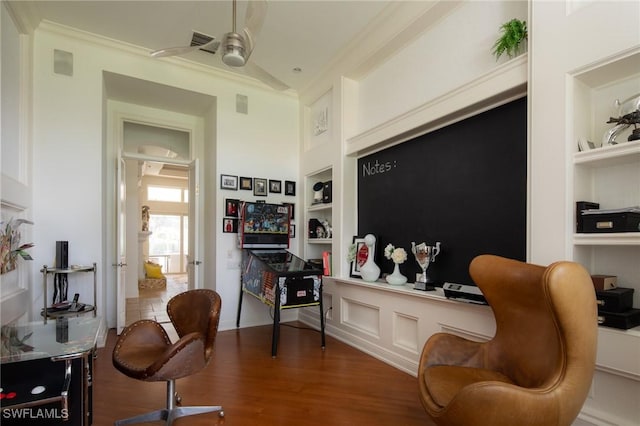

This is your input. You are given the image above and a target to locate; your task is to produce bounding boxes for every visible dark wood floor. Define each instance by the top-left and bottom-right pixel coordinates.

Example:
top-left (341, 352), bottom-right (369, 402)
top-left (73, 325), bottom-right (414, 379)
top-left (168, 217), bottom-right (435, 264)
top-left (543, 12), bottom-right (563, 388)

top-left (93, 322), bottom-right (434, 425)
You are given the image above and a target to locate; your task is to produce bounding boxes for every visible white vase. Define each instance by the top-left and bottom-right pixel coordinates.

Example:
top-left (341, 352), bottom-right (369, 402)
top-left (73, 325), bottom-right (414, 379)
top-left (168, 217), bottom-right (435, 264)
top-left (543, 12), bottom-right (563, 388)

top-left (386, 263), bottom-right (407, 285)
top-left (360, 234), bottom-right (380, 282)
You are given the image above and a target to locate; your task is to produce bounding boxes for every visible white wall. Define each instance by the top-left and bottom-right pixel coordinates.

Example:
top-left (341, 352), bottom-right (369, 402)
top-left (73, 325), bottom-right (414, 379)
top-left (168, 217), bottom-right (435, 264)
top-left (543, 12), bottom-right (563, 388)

top-left (29, 22), bottom-right (299, 331)
top-left (355, 0), bottom-right (527, 135)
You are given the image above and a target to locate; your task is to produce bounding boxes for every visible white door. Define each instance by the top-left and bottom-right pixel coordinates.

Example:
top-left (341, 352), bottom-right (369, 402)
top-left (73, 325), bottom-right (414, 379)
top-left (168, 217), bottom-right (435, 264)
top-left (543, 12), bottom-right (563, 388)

top-left (115, 157), bottom-right (128, 333)
top-left (187, 159), bottom-right (201, 289)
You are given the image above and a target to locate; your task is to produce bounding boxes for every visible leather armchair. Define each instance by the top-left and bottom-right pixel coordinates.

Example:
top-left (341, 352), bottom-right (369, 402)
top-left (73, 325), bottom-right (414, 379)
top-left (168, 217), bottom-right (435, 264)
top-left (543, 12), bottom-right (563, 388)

top-left (112, 289), bottom-right (223, 425)
top-left (418, 255), bottom-right (598, 426)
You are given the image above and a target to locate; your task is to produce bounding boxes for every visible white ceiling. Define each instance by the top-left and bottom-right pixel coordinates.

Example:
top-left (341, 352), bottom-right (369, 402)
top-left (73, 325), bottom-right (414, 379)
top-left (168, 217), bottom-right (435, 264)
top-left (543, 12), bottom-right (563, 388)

top-left (19, 0), bottom-right (395, 92)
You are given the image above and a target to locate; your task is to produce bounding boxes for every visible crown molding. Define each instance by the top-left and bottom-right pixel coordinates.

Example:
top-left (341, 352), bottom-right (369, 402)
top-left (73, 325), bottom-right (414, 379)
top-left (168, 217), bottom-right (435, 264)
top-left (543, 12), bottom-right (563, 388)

top-left (4, 0), bottom-right (41, 34)
top-left (299, 1), bottom-right (463, 104)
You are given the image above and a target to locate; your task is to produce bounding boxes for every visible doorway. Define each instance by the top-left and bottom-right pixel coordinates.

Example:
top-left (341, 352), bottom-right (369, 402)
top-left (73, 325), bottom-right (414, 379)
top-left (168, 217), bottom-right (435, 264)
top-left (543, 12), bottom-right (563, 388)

top-left (119, 121), bottom-right (199, 331)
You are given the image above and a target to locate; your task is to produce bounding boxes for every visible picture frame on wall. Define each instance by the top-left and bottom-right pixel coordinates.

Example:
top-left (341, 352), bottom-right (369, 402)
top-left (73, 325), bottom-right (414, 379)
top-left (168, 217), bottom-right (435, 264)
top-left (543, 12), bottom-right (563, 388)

top-left (269, 179), bottom-right (282, 194)
top-left (282, 202), bottom-right (295, 220)
top-left (220, 174), bottom-right (238, 190)
top-left (285, 180), bottom-right (296, 196)
top-left (349, 236), bottom-right (368, 278)
top-left (289, 224), bottom-right (296, 238)
top-left (225, 199), bottom-right (239, 217)
top-left (240, 176), bottom-right (253, 190)
top-left (254, 178), bottom-right (267, 196)
top-left (222, 218), bottom-right (238, 233)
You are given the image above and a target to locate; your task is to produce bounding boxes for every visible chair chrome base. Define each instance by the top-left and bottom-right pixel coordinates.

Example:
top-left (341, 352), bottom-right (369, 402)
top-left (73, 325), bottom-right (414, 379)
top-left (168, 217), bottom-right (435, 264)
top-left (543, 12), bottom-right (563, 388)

top-left (115, 379), bottom-right (224, 426)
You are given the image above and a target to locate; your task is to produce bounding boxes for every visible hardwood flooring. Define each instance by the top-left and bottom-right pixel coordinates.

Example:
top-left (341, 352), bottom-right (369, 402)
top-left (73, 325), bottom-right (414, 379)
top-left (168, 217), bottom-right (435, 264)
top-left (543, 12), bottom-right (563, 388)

top-left (93, 322), bottom-right (434, 425)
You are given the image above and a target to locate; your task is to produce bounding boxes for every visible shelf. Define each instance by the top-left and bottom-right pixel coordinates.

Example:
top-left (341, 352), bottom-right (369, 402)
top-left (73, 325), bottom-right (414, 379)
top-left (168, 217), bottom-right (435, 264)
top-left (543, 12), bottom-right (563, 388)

top-left (573, 233), bottom-right (640, 246)
top-left (574, 140), bottom-right (640, 168)
top-left (307, 203), bottom-right (332, 212)
top-left (41, 305), bottom-right (96, 318)
top-left (308, 238), bottom-right (332, 244)
top-left (41, 263), bottom-right (97, 324)
top-left (40, 265), bottom-right (95, 274)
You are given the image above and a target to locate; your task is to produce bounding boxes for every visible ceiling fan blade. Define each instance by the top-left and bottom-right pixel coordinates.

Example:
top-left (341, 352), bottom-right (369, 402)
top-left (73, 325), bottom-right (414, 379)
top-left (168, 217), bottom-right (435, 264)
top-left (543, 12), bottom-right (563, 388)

top-left (244, 61), bottom-right (289, 91)
top-left (150, 38), bottom-right (219, 58)
top-left (243, 0), bottom-right (267, 56)
top-left (245, 0), bottom-right (268, 39)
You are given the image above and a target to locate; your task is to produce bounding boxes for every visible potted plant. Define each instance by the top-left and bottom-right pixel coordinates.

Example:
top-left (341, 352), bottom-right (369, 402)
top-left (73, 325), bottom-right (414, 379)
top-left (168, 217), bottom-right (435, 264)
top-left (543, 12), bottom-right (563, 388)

top-left (492, 18), bottom-right (528, 60)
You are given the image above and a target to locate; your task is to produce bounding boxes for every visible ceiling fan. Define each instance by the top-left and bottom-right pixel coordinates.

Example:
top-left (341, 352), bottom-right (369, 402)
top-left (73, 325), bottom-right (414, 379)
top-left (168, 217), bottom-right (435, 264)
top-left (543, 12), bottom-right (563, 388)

top-left (150, 0), bottom-right (289, 91)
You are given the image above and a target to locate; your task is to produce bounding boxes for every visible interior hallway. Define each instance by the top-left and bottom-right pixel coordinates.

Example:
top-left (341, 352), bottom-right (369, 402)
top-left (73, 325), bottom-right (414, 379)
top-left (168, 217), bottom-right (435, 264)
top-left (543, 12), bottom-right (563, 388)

top-left (125, 273), bottom-right (188, 327)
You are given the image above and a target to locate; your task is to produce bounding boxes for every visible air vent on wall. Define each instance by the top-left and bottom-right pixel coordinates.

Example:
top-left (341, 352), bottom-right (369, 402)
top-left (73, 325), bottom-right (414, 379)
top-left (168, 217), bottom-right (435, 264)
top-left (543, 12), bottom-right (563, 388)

top-left (190, 31), bottom-right (218, 54)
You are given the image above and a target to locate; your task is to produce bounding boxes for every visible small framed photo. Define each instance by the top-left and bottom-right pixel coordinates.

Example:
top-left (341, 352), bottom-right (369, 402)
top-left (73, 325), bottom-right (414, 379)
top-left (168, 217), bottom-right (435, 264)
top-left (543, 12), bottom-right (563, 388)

top-left (282, 202), bottom-right (295, 220)
top-left (220, 174), bottom-right (238, 190)
top-left (349, 236), bottom-right (369, 278)
top-left (289, 224), bottom-right (296, 238)
top-left (222, 218), bottom-right (238, 233)
top-left (285, 180), bottom-right (296, 196)
top-left (240, 177), bottom-right (253, 190)
top-left (269, 179), bottom-right (282, 193)
top-left (225, 199), bottom-right (239, 217)
top-left (254, 178), bottom-right (267, 196)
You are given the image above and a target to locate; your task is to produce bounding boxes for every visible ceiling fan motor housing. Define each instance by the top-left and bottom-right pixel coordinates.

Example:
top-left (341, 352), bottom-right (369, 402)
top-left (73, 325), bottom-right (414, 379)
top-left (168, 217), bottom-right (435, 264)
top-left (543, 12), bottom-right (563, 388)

top-left (222, 32), bottom-right (247, 67)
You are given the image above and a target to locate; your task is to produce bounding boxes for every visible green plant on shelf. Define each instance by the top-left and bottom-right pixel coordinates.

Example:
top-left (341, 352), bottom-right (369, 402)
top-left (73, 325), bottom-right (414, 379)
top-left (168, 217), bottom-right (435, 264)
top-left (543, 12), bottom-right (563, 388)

top-left (492, 18), bottom-right (527, 60)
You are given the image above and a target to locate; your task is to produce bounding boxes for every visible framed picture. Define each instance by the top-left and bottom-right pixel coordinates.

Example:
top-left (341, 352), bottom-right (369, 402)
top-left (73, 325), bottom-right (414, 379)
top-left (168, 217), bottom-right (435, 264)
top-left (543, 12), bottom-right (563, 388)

top-left (254, 178), bottom-right (267, 196)
top-left (289, 224), bottom-right (296, 238)
top-left (220, 174), bottom-right (238, 190)
top-left (350, 236), bottom-right (369, 278)
top-left (240, 176), bottom-right (253, 190)
top-left (269, 179), bottom-right (282, 193)
top-left (285, 180), bottom-right (296, 196)
top-left (222, 218), bottom-right (238, 233)
top-left (225, 199), bottom-right (239, 217)
top-left (282, 202), bottom-right (295, 220)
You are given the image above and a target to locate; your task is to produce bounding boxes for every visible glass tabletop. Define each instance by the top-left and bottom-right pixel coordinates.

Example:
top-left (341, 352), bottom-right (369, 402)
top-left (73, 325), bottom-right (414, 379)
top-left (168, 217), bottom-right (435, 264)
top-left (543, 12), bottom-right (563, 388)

top-left (250, 249), bottom-right (321, 273)
top-left (1, 316), bottom-right (101, 364)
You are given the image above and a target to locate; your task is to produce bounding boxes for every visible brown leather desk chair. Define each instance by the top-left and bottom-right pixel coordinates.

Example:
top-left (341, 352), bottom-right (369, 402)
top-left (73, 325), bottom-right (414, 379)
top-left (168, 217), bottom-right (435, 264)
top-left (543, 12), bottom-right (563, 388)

top-left (112, 289), bottom-right (223, 425)
top-left (418, 255), bottom-right (598, 426)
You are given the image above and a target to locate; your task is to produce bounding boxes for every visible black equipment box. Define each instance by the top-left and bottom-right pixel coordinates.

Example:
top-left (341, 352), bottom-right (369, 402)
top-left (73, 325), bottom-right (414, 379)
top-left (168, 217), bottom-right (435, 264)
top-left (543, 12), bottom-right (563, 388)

top-left (322, 181), bottom-right (332, 203)
top-left (598, 308), bottom-right (640, 330)
top-left (595, 287), bottom-right (634, 313)
top-left (581, 211), bottom-right (640, 233)
top-left (443, 283), bottom-right (487, 305)
top-left (576, 201), bottom-right (599, 232)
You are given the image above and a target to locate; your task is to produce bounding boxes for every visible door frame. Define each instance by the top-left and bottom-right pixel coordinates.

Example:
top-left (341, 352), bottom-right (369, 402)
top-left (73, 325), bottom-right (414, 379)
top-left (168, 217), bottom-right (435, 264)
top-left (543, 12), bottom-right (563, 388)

top-left (105, 102), bottom-right (205, 331)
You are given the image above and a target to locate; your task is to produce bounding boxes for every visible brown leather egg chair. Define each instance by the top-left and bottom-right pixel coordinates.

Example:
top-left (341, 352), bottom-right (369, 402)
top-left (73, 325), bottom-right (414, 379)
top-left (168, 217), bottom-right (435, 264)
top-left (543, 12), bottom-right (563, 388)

top-left (418, 255), bottom-right (598, 426)
top-left (112, 289), bottom-right (223, 425)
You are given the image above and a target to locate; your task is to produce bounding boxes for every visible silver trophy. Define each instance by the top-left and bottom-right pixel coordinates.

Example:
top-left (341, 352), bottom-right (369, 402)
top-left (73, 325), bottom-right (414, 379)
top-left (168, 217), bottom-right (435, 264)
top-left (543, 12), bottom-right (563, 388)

top-left (411, 241), bottom-right (441, 290)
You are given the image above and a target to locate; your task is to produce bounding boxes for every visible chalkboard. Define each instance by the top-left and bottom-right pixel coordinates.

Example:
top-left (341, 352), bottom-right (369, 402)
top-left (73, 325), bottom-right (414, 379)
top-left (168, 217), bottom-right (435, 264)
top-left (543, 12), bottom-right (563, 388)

top-left (358, 97), bottom-right (527, 286)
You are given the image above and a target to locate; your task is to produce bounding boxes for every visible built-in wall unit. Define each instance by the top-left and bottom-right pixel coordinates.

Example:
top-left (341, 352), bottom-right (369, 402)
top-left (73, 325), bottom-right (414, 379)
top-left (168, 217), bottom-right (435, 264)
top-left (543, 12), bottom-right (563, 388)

top-left (529, 1), bottom-right (640, 424)
top-left (297, 1), bottom-right (639, 425)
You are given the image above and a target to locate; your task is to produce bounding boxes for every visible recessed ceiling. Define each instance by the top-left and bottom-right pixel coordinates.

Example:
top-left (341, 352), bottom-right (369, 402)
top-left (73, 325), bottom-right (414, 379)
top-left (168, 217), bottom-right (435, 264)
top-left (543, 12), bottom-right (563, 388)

top-left (21, 0), bottom-right (393, 92)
